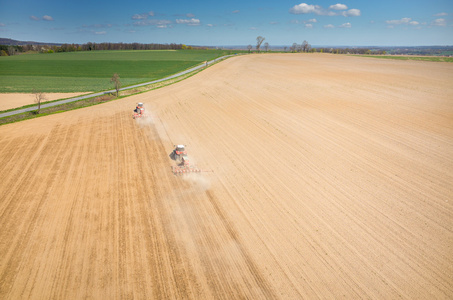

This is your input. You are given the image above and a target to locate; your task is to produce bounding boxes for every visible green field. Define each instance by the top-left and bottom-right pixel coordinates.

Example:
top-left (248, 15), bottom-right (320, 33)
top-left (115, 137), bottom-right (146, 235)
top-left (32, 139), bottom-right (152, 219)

top-left (0, 50), bottom-right (235, 93)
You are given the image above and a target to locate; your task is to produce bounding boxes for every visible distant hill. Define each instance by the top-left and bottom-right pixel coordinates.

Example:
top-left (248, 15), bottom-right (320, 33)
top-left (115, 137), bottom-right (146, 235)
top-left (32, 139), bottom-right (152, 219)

top-left (0, 38), bottom-right (61, 46)
top-left (2, 38), bottom-right (451, 56)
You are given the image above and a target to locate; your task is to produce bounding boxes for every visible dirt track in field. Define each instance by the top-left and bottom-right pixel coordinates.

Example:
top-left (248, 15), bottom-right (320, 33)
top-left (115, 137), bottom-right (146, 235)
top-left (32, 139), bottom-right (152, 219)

top-left (1, 54), bottom-right (452, 299)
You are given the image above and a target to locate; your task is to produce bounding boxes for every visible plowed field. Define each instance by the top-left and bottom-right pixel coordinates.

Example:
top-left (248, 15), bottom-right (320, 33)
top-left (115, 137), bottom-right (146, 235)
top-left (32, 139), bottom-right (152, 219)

top-left (1, 54), bottom-right (452, 299)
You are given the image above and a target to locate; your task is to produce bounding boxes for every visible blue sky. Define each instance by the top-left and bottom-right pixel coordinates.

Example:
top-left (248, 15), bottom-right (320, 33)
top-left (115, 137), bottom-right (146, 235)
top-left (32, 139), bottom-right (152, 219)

top-left (0, 0), bottom-right (452, 46)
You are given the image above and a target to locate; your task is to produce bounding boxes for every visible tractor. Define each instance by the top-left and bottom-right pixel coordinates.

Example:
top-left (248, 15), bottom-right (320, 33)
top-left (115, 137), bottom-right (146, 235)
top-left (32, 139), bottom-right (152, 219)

top-left (172, 144), bottom-right (187, 163)
top-left (132, 102), bottom-right (147, 119)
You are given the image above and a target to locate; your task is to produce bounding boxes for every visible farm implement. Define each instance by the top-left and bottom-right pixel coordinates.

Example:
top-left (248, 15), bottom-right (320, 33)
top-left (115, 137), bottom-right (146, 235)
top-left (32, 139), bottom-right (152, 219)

top-left (171, 145), bottom-right (212, 175)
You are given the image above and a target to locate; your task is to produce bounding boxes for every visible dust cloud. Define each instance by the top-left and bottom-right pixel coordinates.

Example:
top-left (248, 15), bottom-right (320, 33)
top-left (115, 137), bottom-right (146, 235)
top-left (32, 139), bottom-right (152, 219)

top-left (134, 103), bottom-right (161, 140)
top-left (182, 173), bottom-right (211, 191)
top-left (134, 103), bottom-right (154, 128)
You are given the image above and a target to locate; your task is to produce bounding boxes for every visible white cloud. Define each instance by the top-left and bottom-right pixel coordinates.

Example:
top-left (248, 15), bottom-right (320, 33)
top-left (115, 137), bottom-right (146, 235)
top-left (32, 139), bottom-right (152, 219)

top-left (0, 23), bottom-right (5, 27)
top-left (290, 18), bottom-right (317, 25)
top-left (186, 13), bottom-right (195, 18)
top-left (329, 3), bottom-right (348, 10)
top-left (233, 10), bottom-right (240, 14)
top-left (385, 17), bottom-right (423, 28)
top-left (82, 23), bottom-right (112, 29)
top-left (386, 17), bottom-right (412, 25)
top-left (342, 9), bottom-right (361, 17)
top-left (206, 24), bottom-right (214, 27)
top-left (42, 15), bottom-right (54, 21)
top-left (95, 31), bottom-right (106, 35)
top-left (176, 18), bottom-right (200, 26)
top-left (132, 14), bottom-right (145, 20)
top-left (305, 23), bottom-right (313, 28)
top-left (269, 21), bottom-right (279, 25)
top-left (290, 3), bottom-right (360, 17)
top-left (339, 22), bottom-right (351, 28)
top-left (133, 19), bottom-right (172, 27)
top-left (324, 24), bottom-right (335, 28)
top-left (434, 12), bottom-right (448, 17)
top-left (432, 18), bottom-right (447, 26)
top-left (30, 15), bottom-right (54, 21)
top-left (289, 3), bottom-right (323, 15)
top-left (132, 11), bottom-right (154, 20)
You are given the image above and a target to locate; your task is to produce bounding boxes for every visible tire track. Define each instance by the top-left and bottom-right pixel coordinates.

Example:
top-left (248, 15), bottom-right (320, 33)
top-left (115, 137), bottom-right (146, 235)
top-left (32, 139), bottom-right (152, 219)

top-left (205, 190), bottom-right (277, 299)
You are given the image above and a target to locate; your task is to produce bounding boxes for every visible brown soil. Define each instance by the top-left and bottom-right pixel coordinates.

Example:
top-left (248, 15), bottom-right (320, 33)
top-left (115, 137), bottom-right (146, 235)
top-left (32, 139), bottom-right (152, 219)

top-left (0, 54), bottom-right (452, 299)
top-left (0, 93), bottom-right (91, 111)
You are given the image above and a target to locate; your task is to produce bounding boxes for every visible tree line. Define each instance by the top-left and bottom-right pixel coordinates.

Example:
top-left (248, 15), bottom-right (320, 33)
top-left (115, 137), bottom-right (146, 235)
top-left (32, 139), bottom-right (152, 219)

top-left (246, 36), bottom-right (387, 55)
top-left (0, 42), bottom-right (191, 55)
top-left (1, 38), bottom-right (390, 56)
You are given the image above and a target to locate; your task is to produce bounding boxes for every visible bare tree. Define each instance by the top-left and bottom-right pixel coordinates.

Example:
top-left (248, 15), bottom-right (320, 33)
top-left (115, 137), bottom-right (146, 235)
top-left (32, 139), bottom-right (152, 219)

top-left (7, 46), bottom-right (16, 56)
top-left (284, 46), bottom-right (287, 52)
top-left (302, 40), bottom-right (310, 52)
top-left (256, 36), bottom-right (265, 53)
top-left (32, 88), bottom-right (47, 114)
top-left (292, 43), bottom-right (298, 53)
top-left (110, 73), bottom-right (121, 97)
top-left (247, 44), bottom-right (252, 53)
top-left (264, 42), bottom-right (269, 52)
